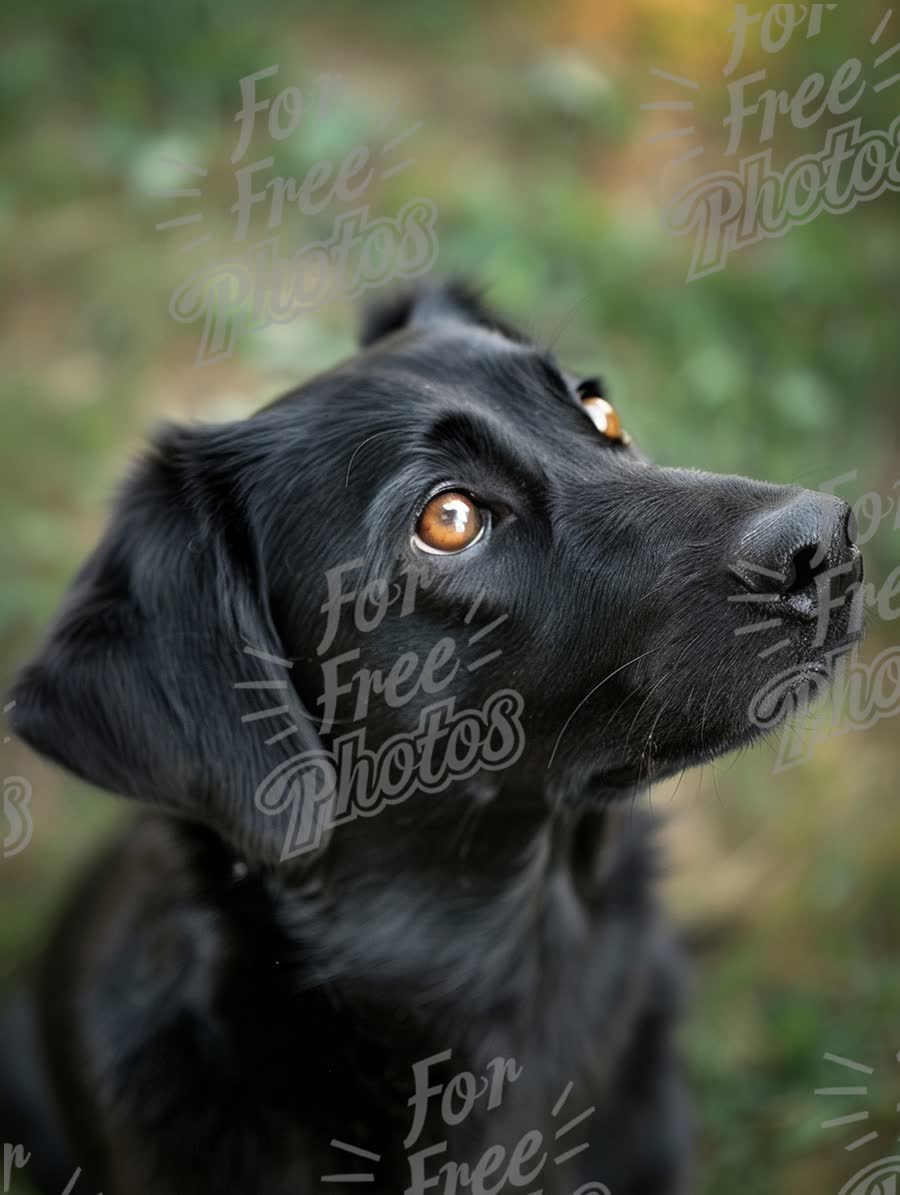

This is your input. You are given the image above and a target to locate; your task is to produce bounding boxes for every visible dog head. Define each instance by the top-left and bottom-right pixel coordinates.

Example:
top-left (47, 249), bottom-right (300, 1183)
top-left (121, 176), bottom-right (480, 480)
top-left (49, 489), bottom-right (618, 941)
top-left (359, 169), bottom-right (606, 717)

top-left (10, 282), bottom-right (864, 865)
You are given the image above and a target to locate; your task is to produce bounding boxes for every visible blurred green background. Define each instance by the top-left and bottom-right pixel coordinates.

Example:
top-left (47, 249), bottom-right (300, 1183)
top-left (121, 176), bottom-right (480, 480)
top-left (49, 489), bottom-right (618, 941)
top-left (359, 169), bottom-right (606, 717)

top-left (1, 1), bottom-right (899, 1192)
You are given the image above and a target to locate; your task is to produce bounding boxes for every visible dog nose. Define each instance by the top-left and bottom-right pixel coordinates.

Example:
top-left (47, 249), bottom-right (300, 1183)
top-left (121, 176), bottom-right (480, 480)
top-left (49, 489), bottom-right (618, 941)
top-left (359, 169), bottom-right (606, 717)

top-left (731, 491), bottom-right (861, 619)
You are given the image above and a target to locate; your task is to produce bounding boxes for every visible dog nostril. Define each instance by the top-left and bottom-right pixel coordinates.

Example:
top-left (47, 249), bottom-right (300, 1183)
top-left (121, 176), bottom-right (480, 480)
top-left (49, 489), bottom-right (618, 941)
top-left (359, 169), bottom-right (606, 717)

top-left (782, 543), bottom-right (828, 596)
top-left (732, 492), bottom-right (857, 603)
top-left (845, 505), bottom-right (859, 547)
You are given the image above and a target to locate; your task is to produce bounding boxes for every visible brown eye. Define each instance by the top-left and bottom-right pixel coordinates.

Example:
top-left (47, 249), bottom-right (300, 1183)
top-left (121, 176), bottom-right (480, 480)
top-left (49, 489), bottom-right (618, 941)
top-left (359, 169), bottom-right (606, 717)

top-left (413, 491), bottom-right (485, 555)
top-left (583, 396), bottom-right (629, 444)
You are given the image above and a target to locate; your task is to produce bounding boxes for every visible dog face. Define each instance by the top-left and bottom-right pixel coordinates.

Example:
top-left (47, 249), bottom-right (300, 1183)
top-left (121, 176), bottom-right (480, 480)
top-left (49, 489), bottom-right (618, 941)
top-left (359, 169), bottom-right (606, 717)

top-left (10, 283), bottom-right (863, 862)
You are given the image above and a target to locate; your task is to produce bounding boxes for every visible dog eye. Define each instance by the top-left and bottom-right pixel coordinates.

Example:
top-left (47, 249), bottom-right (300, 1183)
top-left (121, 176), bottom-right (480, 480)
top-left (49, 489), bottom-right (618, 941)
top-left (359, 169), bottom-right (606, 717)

top-left (582, 396), bottom-right (629, 444)
top-left (413, 491), bottom-right (485, 555)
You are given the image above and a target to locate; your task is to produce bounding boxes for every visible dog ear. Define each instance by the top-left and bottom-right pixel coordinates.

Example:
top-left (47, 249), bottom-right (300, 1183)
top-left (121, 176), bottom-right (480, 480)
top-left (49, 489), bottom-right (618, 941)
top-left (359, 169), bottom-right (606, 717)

top-left (360, 279), bottom-right (526, 347)
top-left (9, 422), bottom-right (335, 866)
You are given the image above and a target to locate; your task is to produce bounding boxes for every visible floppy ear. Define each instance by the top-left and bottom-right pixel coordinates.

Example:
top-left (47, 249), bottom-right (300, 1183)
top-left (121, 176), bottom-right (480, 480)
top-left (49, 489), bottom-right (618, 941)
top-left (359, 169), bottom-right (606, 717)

top-left (9, 422), bottom-right (333, 866)
top-left (360, 278), bottom-right (526, 347)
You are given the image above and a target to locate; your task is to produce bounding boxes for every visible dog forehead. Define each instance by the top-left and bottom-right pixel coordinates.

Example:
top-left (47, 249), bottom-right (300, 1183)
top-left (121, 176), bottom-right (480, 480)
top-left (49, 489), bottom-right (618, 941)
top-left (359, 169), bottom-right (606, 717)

top-left (261, 321), bottom-right (606, 474)
top-left (359, 323), bottom-right (573, 415)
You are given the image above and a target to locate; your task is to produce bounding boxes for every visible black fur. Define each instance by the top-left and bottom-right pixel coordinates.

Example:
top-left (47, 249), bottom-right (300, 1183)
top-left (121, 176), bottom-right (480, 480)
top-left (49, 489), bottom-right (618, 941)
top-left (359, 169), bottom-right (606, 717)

top-left (3, 283), bottom-right (862, 1194)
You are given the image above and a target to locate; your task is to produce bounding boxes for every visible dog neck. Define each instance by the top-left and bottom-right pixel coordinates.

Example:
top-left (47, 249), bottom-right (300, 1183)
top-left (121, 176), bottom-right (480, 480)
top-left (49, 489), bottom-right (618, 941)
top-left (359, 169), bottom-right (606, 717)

top-left (261, 783), bottom-right (654, 1032)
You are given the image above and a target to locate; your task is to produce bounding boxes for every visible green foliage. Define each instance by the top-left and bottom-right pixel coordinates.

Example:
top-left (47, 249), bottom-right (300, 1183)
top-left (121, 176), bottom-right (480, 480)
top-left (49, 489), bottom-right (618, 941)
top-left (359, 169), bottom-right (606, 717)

top-left (1, 4), bottom-right (898, 1193)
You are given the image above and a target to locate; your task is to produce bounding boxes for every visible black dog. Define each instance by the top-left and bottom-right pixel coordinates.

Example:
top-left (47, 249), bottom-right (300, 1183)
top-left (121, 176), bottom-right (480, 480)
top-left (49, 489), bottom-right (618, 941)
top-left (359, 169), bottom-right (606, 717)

top-left (3, 283), bottom-right (862, 1195)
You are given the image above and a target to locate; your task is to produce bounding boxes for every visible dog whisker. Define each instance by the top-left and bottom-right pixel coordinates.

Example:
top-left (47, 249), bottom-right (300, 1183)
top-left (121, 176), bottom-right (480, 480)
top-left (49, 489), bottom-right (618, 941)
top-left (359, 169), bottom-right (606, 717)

top-left (548, 646), bottom-right (664, 770)
top-left (543, 289), bottom-right (591, 354)
top-left (634, 575), bottom-right (679, 605)
top-left (643, 700), bottom-right (670, 778)
top-left (621, 671), bottom-right (674, 762)
top-left (699, 654), bottom-right (732, 761)
top-left (668, 765), bottom-right (689, 804)
top-left (344, 429), bottom-right (405, 488)
top-left (620, 630), bottom-right (707, 763)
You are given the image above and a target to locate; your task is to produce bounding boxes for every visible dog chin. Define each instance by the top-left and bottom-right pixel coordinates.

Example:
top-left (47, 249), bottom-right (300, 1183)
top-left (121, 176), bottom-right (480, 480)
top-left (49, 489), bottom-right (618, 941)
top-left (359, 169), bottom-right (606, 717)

top-left (579, 758), bottom-right (690, 801)
top-left (580, 685), bottom-right (813, 800)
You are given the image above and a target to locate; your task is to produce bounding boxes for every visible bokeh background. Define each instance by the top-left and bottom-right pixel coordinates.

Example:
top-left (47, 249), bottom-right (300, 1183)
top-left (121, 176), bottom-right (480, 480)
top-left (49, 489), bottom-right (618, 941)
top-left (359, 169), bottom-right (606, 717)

top-left (2, 1), bottom-right (899, 1192)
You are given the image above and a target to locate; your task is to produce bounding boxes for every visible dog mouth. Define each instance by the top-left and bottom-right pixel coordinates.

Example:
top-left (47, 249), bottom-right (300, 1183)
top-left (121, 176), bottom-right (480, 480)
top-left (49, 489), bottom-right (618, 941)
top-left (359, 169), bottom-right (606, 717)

top-left (588, 763), bottom-right (649, 792)
top-left (585, 632), bottom-right (862, 798)
top-left (569, 537), bottom-right (865, 804)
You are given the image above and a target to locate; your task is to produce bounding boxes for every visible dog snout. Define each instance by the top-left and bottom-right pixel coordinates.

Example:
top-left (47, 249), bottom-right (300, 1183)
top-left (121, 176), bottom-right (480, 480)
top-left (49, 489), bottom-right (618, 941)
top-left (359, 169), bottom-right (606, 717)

top-left (730, 491), bottom-right (862, 619)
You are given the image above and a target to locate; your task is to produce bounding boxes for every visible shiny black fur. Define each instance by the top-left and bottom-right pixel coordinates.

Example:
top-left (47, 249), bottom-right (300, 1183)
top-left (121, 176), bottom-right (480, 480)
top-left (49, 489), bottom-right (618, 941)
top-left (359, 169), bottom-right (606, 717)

top-left (3, 283), bottom-right (861, 1194)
